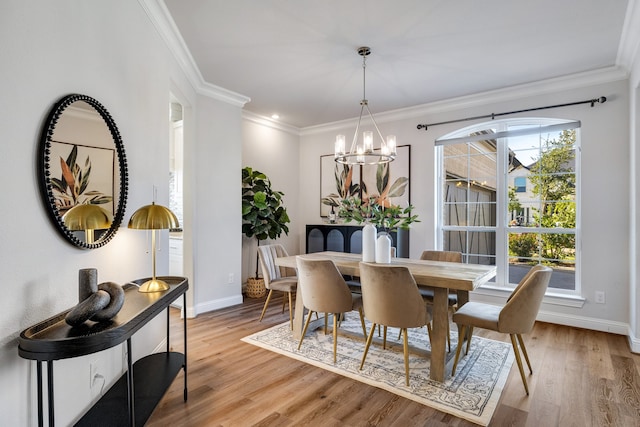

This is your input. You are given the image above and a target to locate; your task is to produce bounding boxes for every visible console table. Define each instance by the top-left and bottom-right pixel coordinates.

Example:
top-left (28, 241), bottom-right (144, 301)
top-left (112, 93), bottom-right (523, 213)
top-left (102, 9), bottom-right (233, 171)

top-left (18, 276), bottom-right (189, 427)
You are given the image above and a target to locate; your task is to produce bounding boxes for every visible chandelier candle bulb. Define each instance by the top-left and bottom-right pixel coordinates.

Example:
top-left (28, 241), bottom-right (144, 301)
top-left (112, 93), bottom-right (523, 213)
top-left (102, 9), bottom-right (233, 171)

top-left (362, 224), bottom-right (377, 262)
top-left (385, 135), bottom-right (396, 156)
top-left (363, 131), bottom-right (373, 153)
top-left (335, 135), bottom-right (345, 157)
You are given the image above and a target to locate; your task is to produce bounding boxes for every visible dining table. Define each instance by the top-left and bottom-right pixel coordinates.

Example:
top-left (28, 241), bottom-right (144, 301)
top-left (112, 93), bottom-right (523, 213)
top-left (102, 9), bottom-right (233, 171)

top-left (274, 251), bottom-right (497, 382)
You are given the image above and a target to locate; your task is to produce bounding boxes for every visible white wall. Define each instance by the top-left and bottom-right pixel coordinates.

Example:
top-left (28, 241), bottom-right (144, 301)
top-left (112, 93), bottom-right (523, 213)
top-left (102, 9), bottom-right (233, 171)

top-left (299, 73), bottom-right (632, 335)
top-left (0, 1), bottom-right (244, 425)
top-left (188, 95), bottom-right (244, 315)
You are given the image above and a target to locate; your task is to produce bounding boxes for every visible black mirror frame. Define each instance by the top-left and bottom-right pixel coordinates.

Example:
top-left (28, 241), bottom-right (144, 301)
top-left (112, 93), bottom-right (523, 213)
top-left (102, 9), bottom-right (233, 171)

top-left (38, 94), bottom-right (129, 249)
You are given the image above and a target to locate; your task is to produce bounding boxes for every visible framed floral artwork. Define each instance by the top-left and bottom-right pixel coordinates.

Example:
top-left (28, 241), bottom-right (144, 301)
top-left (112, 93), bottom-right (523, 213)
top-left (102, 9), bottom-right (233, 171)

top-left (320, 145), bottom-right (410, 216)
top-left (49, 140), bottom-right (115, 216)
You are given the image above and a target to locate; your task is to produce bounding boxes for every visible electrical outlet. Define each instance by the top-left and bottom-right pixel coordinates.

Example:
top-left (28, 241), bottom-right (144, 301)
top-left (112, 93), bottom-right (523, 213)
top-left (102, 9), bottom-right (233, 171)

top-left (595, 291), bottom-right (605, 304)
top-left (228, 273), bottom-right (234, 284)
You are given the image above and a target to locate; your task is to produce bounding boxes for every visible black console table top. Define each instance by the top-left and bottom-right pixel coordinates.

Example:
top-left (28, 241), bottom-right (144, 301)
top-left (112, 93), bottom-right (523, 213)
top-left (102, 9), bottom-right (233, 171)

top-left (18, 277), bottom-right (189, 361)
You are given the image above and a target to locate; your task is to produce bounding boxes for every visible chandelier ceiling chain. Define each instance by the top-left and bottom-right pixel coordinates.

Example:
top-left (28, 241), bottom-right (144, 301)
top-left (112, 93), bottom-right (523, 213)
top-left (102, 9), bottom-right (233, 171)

top-left (334, 46), bottom-right (397, 165)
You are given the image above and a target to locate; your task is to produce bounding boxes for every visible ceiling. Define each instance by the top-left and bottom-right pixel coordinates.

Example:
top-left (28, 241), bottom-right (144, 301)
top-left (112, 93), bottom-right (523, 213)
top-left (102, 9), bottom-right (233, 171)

top-left (162, 0), bottom-right (631, 129)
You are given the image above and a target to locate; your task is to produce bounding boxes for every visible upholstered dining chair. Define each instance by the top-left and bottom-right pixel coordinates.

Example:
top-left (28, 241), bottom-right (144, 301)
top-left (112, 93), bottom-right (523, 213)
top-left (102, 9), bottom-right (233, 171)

top-left (418, 250), bottom-right (463, 352)
top-left (257, 244), bottom-right (298, 329)
top-left (296, 257), bottom-right (367, 363)
top-left (358, 262), bottom-right (432, 386)
top-left (451, 264), bottom-right (552, 395)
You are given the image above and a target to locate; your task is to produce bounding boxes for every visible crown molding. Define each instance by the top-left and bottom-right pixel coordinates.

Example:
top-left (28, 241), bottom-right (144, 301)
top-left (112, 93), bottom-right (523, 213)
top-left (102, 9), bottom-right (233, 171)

top-left (617, 0), bottom-right (640, 71)
top-left (138, 0), bottom-right (250, 108)
top-left (301, 66), bottom-right (628, 136)
top-left (242, 110), bottom-right (301, 136)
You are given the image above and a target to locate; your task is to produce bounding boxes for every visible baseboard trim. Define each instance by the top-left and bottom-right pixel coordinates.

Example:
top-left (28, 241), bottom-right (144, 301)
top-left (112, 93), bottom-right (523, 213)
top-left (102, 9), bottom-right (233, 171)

top-left (191, 294), bottom-right (243, 317)
top-left (535, 310), bottom-right (629, 336)
top-left (628, 328), bottom-right (640, 354)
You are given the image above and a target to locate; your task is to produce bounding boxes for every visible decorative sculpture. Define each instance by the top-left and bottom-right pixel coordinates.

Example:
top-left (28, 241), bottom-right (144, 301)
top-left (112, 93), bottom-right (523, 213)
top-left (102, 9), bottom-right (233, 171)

top-left (65, 268), bottom-right (125, 327)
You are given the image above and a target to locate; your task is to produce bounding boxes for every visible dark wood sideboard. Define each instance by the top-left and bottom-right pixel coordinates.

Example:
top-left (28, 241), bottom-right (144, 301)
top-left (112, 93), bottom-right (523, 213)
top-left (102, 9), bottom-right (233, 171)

top-left (18, 277), bottom-right (188, 427)
top-left (306, 224), bottom-right (409, 258)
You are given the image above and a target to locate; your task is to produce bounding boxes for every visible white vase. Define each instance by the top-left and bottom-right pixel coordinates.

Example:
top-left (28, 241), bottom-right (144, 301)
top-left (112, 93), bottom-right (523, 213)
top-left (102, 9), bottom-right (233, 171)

top-left (376, 234), bottom-right (392, 264)
top-left (362, 224), bottom-right (377, 262)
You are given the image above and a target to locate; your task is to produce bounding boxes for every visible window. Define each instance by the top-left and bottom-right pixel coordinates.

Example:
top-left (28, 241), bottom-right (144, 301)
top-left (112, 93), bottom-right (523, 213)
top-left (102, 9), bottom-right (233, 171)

top-left (436, 118), bottom-right (579, 293)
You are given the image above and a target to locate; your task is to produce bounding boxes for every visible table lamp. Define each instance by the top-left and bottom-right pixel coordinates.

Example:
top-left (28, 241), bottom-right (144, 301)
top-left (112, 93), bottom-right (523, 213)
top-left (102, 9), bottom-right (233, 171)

top-left (63, 204), bottom-right (112, 244)
top-left (128, 202), bottom-right (180, 292)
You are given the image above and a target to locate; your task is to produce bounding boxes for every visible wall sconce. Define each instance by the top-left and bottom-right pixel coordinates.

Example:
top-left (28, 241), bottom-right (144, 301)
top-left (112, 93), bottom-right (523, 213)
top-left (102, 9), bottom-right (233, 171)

top-left (128, 202), bottom-right (180, 292)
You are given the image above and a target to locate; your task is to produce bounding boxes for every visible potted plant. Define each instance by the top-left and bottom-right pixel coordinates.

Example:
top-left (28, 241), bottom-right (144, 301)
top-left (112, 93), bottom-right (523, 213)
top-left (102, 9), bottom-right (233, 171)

top-left (242, 167), bottom-right (290, 297)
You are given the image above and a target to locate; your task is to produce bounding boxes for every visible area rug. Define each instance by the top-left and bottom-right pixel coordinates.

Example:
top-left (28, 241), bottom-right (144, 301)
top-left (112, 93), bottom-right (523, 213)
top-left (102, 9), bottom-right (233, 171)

top-left (242, 314), bottom-right (514, 426)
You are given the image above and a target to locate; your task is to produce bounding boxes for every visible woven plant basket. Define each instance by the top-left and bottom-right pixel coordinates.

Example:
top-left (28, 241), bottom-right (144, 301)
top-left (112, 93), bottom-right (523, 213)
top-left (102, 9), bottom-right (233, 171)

top-left (246, 277), bottom-right (266, 298)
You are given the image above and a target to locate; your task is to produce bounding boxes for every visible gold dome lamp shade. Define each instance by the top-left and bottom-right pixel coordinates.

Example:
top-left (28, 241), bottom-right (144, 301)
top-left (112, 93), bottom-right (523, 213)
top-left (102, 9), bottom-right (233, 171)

top-left (62, 204), bottom-right (113, 244)
top-left (128, 202), bottom-right (180, 293)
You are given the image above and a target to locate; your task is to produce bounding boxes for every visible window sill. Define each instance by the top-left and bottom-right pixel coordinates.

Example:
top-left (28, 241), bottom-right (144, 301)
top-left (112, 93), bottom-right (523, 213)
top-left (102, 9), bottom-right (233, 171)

top-left (473, 284), bottom-right (586, 308)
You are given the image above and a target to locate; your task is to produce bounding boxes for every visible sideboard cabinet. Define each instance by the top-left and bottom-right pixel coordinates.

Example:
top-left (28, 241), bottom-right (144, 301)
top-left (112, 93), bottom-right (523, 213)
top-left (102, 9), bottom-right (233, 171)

top-left (306, 224), bottom-right (409, 258)
top-left (18, 276), bottom-right (188, 427)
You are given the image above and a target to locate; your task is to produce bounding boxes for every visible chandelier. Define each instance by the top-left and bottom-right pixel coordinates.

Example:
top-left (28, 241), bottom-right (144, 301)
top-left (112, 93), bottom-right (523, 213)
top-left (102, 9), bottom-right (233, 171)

top-left (334, 46), bottom-right (396, 165)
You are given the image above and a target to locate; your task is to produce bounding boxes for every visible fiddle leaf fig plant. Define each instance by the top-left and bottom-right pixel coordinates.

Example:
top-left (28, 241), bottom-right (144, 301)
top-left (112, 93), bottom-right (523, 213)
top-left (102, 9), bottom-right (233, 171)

top-left (242, 167), bottom-right (290, 277)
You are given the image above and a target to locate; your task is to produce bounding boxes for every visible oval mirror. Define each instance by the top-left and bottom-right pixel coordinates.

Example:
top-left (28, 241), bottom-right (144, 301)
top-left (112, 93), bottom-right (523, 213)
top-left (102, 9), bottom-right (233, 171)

top-left (38, 94), bottom-right (128, 249)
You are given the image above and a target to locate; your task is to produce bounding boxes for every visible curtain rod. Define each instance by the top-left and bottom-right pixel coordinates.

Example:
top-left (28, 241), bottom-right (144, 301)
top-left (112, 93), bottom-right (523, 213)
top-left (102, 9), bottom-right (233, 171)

top-left (416, 96), bottom-right (606, 131)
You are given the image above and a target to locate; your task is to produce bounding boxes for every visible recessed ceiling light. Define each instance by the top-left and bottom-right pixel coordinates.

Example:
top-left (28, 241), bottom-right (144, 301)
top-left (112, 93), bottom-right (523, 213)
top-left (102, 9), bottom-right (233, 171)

top-left (271, 114), bottom-right (280, 120)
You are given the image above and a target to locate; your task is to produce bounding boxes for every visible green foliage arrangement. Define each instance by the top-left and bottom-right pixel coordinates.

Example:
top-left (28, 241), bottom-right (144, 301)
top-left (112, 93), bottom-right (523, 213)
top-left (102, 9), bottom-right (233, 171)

top-left (338, 195), bottom-right (419, 233)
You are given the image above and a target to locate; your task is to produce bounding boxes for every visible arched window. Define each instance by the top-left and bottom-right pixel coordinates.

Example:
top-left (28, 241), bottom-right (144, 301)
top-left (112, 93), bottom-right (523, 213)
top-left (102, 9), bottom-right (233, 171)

top-left (436, 118), bottom-right (579, 293)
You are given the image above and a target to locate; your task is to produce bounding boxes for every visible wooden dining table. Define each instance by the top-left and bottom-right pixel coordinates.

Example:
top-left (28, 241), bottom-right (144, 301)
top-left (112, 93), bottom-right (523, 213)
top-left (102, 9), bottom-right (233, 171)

top-left (274, 251), bottom-right (497, 382)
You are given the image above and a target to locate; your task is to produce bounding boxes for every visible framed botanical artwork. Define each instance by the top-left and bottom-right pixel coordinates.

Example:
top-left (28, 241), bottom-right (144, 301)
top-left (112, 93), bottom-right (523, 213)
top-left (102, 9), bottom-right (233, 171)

top-left (320, 145), bottom-right (411, 216)
top-left (49, 140), bottom-right (115, 216)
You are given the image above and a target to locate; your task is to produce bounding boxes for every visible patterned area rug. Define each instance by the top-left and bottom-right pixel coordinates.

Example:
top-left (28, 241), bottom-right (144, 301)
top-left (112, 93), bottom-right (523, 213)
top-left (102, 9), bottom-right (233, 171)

top-left (242, 314), bottom-right (514, 426)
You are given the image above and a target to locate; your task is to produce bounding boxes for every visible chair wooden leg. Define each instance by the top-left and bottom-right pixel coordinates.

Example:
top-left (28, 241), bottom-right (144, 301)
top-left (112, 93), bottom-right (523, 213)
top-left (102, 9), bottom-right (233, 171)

top-left (446, 318), bottom-right (451, 353)
top-left (287, 291), bottom-right (294, 330)
top-left (426, 323), bottom-right (432, 342)
top-left (452, 324), bottom-right (466, 375)
top-left (259, 289), bottom-right (274, 322)
top-left (517, 334), bottom-right (533, 374)
top-left (281, 295), bottom-right (286, 313)
top-left (510, 334), bottom-right (529, 395)
top-left (383, 326), bottom-right (388, 349)
top-left (358, 308), bottom-right (367, 337)
top-left (465, 326), bottom-right (474, 355)
top-left (360, 323), bottom-right (377, 370)
top-left (333, 313), bottom-right (338, 363)
top-left (324, 313), bottom-right (328, 334)
top-left (402, 328), bottom-right (410, 386)
top-left (298, 310), bottom-right (315, 350)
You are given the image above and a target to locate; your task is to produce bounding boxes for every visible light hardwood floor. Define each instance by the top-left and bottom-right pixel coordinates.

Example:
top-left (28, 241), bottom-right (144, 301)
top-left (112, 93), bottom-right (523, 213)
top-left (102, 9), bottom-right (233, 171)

top-left (147, 294), bottom-right (640, 426)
